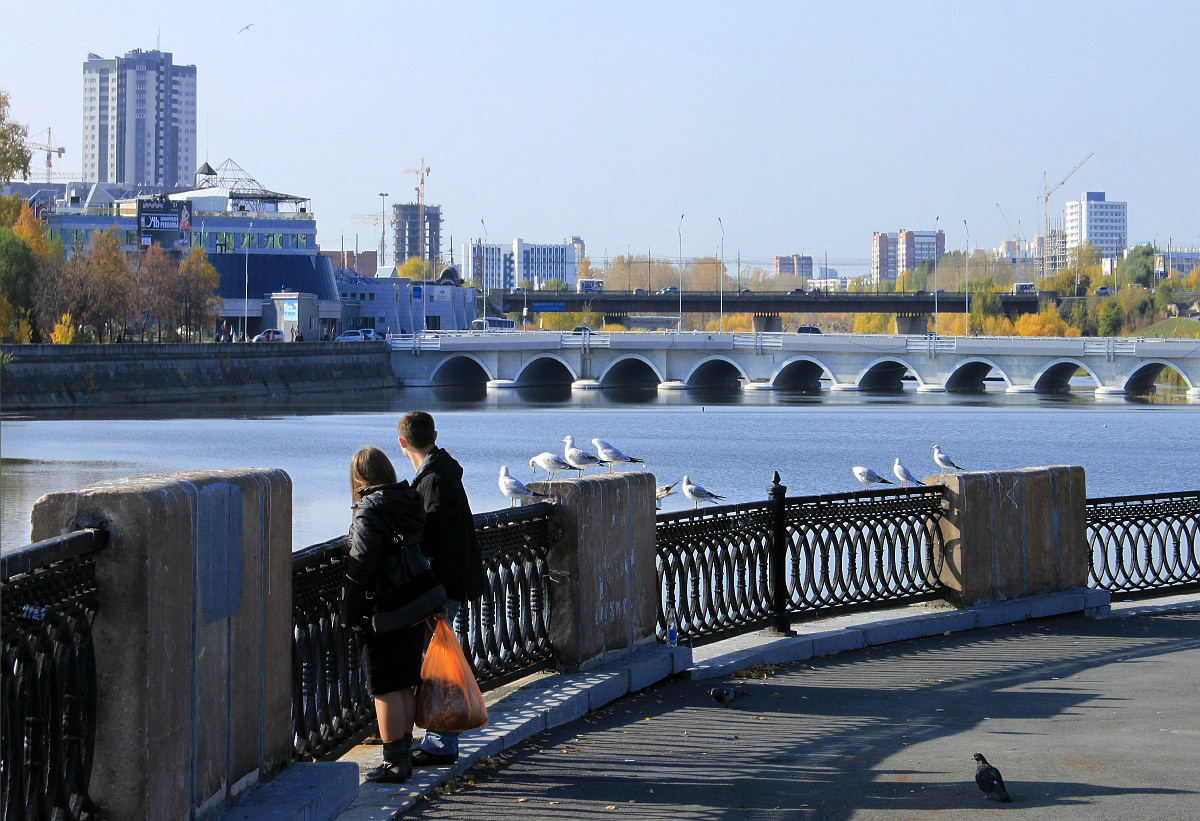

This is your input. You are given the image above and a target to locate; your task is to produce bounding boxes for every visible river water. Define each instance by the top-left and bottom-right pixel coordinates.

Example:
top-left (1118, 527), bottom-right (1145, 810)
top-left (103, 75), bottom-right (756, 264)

top-left (2, 384), bottom-right (1196, 551)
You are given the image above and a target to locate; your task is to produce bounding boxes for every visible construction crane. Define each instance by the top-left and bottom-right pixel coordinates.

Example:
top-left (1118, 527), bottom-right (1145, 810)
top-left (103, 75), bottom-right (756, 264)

top-left (23, 127), bottom-right (66, 182)
top-left (1040, 152), bottom-right (1093, 277)
top-left (995, 203), bottom-right (1023, 274)
top-left (350, 212), bottom-right (392, 267)
top-left (402, 158), bottom-right (430, 261)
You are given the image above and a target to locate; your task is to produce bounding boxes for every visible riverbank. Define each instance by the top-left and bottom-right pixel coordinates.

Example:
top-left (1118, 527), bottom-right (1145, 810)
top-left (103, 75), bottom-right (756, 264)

top-left (0, 342), bottom-right (396, 410)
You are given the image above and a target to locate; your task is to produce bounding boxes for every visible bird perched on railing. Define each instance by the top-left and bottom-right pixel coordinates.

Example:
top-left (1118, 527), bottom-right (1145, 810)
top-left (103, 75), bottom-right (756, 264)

top-left (530, 451), bottom-right (571, 478)
top-left (562, 435), bottom-right (608, 475)
top-left (682, 475), bottom-right (725, 508)
top-left (932, 444), bottom-right (964, 474)
top-left (656, 480), bottom-right (680, 509)
top-left (592, 438), bottom-right (645, 472)
top-left (893, 458), bottom-right (922, 487)
top-left (973, 753), bottom-right (1013, 802)
top-left (498, 465), bottom-right (549, 508)
top-left (852, 466), bottom-right (892, 490)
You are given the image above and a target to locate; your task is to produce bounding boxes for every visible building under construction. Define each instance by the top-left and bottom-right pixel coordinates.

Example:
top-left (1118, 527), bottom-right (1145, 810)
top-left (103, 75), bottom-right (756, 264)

top-left (392, 202), bottom-right (441, 263)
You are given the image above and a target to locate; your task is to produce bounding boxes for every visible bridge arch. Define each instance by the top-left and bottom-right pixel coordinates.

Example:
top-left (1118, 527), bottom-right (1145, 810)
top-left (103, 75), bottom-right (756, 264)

top-left (429, 353), bottom-right (495, 386)
top-left (514, 354), bottom-right (579, 386)
top-left (770, 355), bottom-right (835, 391)
top-left (598, 355), bottom-right (665, 386)
top-left (1031, 358), bottom-right (1103, 392)
top-left (944, 358), bottom-right (1013, 391)
top-left (684, 356), bottom-right (749, 388)
top-left (854, 356), bottom-right (925, 390)
top-left (1123, 359), bottom-right (1195, 394)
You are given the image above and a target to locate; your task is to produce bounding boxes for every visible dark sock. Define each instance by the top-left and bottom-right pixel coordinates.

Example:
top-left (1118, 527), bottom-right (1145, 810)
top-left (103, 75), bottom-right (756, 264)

top-left (382, 738), bottom-right (408, 765)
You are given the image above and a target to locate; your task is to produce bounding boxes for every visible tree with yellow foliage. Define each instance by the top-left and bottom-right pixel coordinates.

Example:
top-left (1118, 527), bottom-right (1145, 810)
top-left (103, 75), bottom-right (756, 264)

top-left (1014, 306), bottom-right (1080, 337)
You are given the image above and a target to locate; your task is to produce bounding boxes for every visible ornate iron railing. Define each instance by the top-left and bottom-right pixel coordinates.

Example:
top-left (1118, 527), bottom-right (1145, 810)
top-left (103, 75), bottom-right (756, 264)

top-left (1087, 490), bottom-right (1200, 595)
top-left (1, 529), bottom-right (106, 821)
top-left (290, 501), bottom-right (557, 760)
top-left (657, 474), bottom-right (946, 645)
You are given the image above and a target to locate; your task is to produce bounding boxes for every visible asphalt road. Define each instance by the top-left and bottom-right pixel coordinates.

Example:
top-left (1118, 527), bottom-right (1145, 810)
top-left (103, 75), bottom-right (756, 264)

top-left (405, 611), bottom-right (1200, 820)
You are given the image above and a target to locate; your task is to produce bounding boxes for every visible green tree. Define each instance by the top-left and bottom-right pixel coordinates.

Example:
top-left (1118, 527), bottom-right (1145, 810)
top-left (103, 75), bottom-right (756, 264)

top-left (1117, 244), bottom-right (1156, 289)
top-left (1097, 300), bottom-right (1123, 336)
top-left (0, 90), bottom-right (32, 185)
top-left (0, 228), bottom-right (36, 341)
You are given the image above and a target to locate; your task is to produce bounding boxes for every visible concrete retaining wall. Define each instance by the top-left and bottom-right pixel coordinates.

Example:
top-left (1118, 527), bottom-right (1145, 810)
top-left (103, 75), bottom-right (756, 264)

top-left (31, 469), bottom-right (293, 820)
top-left (0, 342), bottom-right (396, 410)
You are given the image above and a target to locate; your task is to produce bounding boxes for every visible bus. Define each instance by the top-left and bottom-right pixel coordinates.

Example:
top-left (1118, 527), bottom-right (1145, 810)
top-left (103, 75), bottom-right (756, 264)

top-left (1011, 282), bottom-right (1036, 294)
top-left (577, 278), bottom-right (605, 293)
top-left (469, 316), bottom-right (516, 331)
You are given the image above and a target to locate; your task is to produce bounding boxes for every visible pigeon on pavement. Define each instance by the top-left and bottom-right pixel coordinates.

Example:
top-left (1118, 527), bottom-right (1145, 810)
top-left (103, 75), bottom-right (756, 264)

top-left (973, 753), bottom-right (1013, 802)
top-left (709, 686), bottom-right (743, 707)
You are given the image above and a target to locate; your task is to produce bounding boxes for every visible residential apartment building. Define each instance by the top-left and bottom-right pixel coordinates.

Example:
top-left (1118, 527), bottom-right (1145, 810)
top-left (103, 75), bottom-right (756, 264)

top-left (513, 238), bottom-right (578, 289)
top-left (774, 254), bottom-right (813, 279)
top-left (466, 241), bottom-right (515, 291)
top-left (1064, 191), bottom-right (1127, 259)
top-left (897, 229), bottom-right (946, 275)
top-left (393, 202), bottom-right (442, 263)
top-left (871, 232), bottom-right (898, 282)
top-left (83, 49), bottom-right (197, 187)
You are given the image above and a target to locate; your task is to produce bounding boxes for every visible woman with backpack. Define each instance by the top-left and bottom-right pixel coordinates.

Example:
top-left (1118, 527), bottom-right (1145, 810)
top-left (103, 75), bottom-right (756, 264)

top-left (342, 446), bottom-right (446, 783)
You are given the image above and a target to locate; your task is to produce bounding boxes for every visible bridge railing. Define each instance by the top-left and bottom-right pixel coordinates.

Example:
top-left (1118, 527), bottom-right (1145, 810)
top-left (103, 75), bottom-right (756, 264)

top-left (656, 475), bottom-right (947, 646)
top-left (290, 501), bottom-right (557, 760)
top-left (1, 529), bottom-right (107, 820)
top-left (1087, 490), bottom-right (1200, 595)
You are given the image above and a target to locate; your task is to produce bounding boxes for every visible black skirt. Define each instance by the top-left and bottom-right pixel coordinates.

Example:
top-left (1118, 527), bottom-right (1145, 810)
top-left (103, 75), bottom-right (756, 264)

top-left (360, 622), bottom-right (427, 696)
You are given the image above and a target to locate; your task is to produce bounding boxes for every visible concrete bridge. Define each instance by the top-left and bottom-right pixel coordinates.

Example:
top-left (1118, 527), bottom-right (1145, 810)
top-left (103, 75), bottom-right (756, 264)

top-left (389, 331), bottom-right (1200, 397)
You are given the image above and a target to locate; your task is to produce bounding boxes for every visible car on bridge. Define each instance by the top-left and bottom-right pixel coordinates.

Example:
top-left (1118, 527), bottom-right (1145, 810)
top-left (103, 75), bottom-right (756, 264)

top-left (659, 286), bottom-right (678, 295)
top-left (740, 288), bottom-right (753, 295)
top-left (335, 330), bottom-right (374, 342)
top-left (252, 329), bottom-right (283, 342)
top-left (1094, 286), bottom-right (1113, 297)
top-left (795, 325), bottom-right (823, 334)
top-left (633, 287), bottom-right (646, 295)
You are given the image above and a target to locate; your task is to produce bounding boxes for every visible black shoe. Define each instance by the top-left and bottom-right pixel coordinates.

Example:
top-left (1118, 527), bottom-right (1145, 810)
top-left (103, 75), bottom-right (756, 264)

top-left (410, 748), bottom-right (458, 767)
top-left (364, 760), bottom-right (412, 783)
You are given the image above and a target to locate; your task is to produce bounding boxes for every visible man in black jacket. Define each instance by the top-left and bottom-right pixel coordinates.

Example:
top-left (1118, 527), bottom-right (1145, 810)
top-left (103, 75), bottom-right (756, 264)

top-left (397, 411), bottom-right (486, 766)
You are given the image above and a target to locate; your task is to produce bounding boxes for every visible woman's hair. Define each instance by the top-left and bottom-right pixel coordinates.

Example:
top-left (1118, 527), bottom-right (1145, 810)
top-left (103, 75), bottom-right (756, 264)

top-left (350, 446), bottom-right (397, 498)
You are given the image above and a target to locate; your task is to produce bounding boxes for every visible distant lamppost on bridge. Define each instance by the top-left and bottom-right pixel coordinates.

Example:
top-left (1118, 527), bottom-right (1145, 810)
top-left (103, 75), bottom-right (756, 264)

top-left (677, 213), bottom-right (685, 330)
top-left (242, 220), bottom-right (253, 340)
top-left (378, 192), bottom-right (389, 268)
top-left (480, 218), bottom-right (488, 324)
top-left (718, 217), bottom-right (725, 333)
top-left (964, 219), bottom-right (970, 335)
top-left (933, 215), bottom-right (940, 336)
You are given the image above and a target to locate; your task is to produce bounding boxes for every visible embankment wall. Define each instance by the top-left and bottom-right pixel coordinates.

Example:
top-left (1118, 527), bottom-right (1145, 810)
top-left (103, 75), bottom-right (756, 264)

top-left (0, 342), bottom-right (396, 410)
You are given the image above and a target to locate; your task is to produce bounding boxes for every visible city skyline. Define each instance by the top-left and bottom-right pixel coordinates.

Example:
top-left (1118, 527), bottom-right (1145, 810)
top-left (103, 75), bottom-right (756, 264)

top-left (3, 1), bottom-right (1198, 274)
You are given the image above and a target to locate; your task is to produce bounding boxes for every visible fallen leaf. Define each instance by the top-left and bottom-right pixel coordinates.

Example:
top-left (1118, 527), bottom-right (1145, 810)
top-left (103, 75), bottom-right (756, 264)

top-left (605, 805), bottom-right (617, 811)
top-left (516, 798), bottom-right (528, 803)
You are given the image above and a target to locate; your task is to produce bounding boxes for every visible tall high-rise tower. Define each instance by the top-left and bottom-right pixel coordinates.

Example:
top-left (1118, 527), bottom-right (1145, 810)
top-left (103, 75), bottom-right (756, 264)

top-left (82, 49), bottom-right (197, 187)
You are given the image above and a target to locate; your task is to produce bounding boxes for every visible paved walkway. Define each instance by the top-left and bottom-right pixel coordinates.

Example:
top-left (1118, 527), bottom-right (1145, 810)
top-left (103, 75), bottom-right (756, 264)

top-left (403, 607), bottom-right (1200, 819)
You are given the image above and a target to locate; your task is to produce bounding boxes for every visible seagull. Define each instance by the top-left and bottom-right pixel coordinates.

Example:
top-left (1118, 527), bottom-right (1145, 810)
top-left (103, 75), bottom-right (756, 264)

top-left (893, 458), bottom-right (922, 488)
top-left (852, 466), bottom-right (892, 490)
top-left (236, 23), bottom-right (254, 34)
top-left (592, 438), bottom-right (645, 472)
top-left (656, 480), bottom-right (680, 509)
top-left (932, 444), bottom-right (964, 474)
top-left (530, 451), bottom-right (571, 478)
top-left (682, 475), bottom-right (725, 509)
top-left (562, 435), bottom-right (607, 475)
top-left (498, 465), bottom-right (548, 508)
top-left (973, 753), bottom-right (1013, 803)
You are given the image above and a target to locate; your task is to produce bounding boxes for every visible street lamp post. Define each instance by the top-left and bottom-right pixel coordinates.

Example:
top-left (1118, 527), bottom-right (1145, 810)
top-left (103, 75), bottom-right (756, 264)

top-left (378, 192), bottom-right (389, 268)
top-left (933, 215), bottom-right (940, 336)
top-left (718, 217), bottom-right (725, 333)
top-left (677, 214), bottom-right (685, 331)
top-left (243, 220), bottom-right (253, 341)
top-left (480, 218), bottom-right (488, 323)
top-left (963, 219), bottom-right (970, 335)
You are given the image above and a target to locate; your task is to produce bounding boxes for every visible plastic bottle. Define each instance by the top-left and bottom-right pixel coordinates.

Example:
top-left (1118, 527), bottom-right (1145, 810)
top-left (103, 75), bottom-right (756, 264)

top-left (666, 605), bottom-right (679, 647)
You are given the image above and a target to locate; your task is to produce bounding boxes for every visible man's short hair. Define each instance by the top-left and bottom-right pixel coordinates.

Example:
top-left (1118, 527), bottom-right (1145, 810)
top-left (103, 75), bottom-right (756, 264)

top-left (398, 411), bottom-right (436, 449)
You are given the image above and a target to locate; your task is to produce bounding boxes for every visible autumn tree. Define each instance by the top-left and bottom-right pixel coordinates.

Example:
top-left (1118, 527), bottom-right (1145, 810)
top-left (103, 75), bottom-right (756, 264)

top-left (78, 229), bottom-right (134, 341)
top-left (176, 247), bottom-right (222, 341)
top-left (0, 90), bottom-right (32, 185)
top-left (0, 228), bottom-right (35, 341)
top-left (135, 244), bottom-right (177, 341)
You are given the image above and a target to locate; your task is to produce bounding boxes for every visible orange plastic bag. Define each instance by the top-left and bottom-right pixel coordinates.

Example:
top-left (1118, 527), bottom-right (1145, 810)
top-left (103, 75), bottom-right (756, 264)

top-left (416, 617), bottom-right (488, 733)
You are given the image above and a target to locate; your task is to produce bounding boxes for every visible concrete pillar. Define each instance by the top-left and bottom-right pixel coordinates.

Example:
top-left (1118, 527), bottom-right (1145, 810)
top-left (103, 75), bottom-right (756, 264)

top-left (528, 473), bottom-right (657, 670)
top-left (31, 469), bottom-right (293, 820)
top-left (894, 314), bottom-right (929, 335)
top-left (752, 314), bottom-right (783, 333)
top-left (933, 466), bottom-right (1088, 606)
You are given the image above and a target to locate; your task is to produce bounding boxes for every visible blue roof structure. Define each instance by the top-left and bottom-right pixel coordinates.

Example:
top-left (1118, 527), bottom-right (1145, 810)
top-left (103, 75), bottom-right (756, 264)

top-left (209, 253), bottom-right (339, 302)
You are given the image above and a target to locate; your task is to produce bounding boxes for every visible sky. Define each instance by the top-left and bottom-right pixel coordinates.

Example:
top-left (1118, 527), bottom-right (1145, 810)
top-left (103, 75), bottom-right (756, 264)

top-left (4, 0), bottom-right (1198, 274)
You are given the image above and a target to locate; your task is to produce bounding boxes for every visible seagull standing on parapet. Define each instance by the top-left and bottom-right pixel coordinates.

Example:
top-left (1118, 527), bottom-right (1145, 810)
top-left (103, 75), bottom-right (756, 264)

top-left (592, 438), bottom-right (645, 473)
top-left (852, 466), bottom-right (892, 490)
top-left (932, 444), bottom-right (964, 474)
top-left (973, 753), bottom-right (1013, 802)
top-left (498, 466), bottom-right (549, 508)
top-left (656, 480), bottom-right (680, 509)
top-left (682, 475), bottom-right (725, 509)
top-left (562, 435), bottom-right (606, 475)
top-left (893, 458), bottom-right (922, 488)
top-left (237, 23), bottom-right (254, 34)
top-left (530, 451), bottom-right (571, 478)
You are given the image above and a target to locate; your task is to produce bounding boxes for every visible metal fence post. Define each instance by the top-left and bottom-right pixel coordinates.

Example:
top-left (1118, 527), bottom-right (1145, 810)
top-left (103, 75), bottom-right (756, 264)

top-left (767, 471), bottom-right (793, 634)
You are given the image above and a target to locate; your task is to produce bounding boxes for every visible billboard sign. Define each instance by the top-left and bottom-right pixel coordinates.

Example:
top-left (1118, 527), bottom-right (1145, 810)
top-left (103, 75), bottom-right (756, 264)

top-left (138, 198), bottom-right (192, 251)
top-left (531, 302), bottom-right (567, 312)
top-left (281, 300), bottom-right (298, 322)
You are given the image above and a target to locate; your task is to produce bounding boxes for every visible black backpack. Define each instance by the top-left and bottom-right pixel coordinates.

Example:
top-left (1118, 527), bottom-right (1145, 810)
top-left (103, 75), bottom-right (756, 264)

top-left (369, 511), bottom-right (448, 633)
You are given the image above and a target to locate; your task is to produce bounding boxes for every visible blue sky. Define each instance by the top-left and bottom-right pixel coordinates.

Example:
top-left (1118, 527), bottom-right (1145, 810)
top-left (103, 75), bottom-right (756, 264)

top-left (4, 1), bottom-right (1196, 272)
